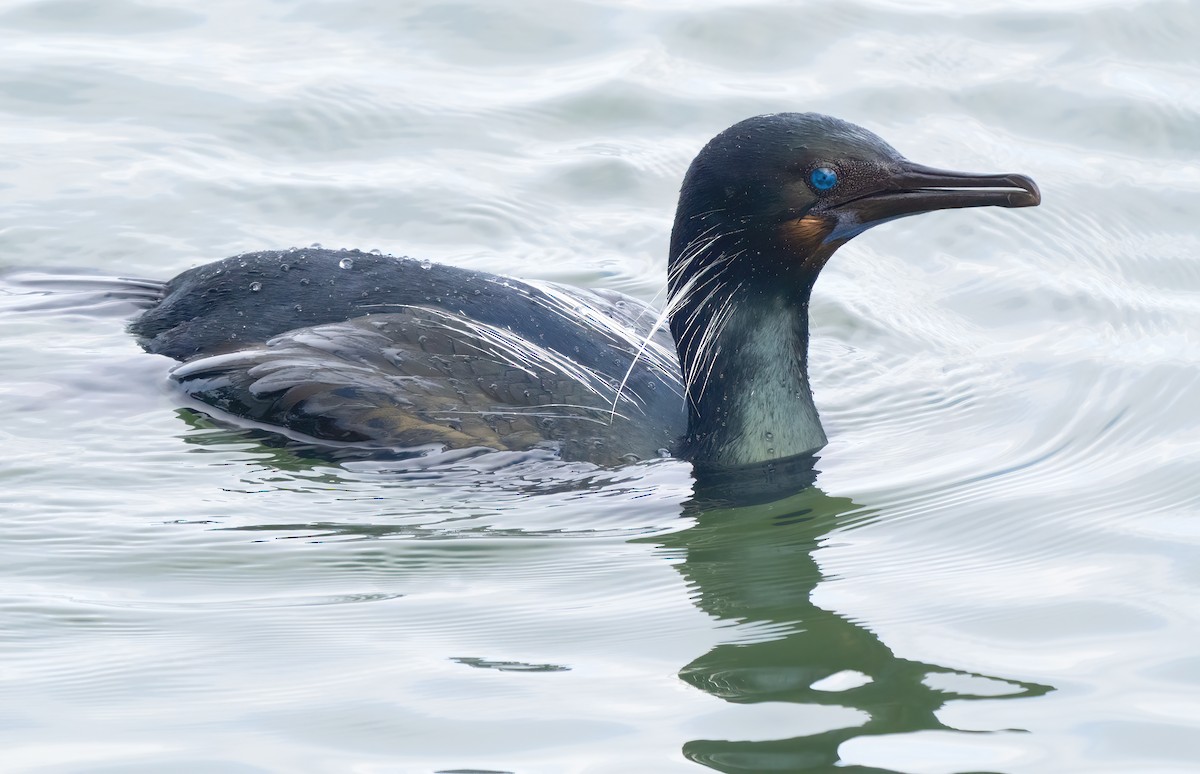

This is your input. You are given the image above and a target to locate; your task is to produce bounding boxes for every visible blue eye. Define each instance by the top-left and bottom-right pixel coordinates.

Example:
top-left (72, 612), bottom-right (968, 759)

top-left (810, 167), bottom-right (838, 191)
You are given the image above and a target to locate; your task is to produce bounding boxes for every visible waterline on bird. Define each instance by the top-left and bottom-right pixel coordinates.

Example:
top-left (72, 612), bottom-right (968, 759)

top-left (20, 112), bottom-right (1038, 474)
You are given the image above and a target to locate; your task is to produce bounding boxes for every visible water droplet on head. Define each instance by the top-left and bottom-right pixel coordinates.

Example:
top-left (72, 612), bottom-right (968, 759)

top-left (338, 257), bottom-right (354, 270)
top-left (765, 431), bottom-right (774, 441)
top-left (657, 448), bottom-right (671, 458)
top-left (369, 248), bottom-right (382, 255)
top-left (293, 304), bottom-right (302, 312)
top-left (248, 281), bottom-right (262, 292)
top-left (279, 263), bottom-right (290, 272)
top-left (472, 289), bottom-right (481, 296)
top-left (419, 259), bottom-right (432, 270)
top-left (299, 278), bottom-right (310, 286)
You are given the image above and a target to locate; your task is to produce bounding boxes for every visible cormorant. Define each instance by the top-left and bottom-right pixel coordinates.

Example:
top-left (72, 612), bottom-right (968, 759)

top-left (129, 113), bottom-right (1039, 468)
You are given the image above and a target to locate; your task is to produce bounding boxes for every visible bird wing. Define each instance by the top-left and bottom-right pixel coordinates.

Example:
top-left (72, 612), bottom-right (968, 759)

top-left (169, 308), bottom-right (660, 462)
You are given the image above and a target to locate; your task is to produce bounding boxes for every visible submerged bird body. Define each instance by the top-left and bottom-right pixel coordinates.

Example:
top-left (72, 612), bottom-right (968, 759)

top-left (130, 113), bottom-right (1039, 468)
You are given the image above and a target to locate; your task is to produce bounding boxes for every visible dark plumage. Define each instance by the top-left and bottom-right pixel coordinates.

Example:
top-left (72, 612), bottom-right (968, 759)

top-left (129, 113), bottom-right (1039, 467)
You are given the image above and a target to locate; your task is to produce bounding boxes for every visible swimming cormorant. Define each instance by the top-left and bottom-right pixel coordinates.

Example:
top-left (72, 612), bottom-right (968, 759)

top-left (129, 113), bottom-right (1039, 468)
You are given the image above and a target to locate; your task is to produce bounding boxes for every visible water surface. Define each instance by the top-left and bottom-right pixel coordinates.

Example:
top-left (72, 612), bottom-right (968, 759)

top-left (2, 1), bottom-right (1199, 772)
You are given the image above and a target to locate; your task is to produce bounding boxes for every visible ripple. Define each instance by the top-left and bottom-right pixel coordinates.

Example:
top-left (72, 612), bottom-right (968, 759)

top-left (78, 591), bottom-right (407, 611)
top-left (0, 0), bottom-right (203, 35)
top-left (1, 1), bottom-right (1198, 771)
top-left (451, 657), bottom-right (570, 673)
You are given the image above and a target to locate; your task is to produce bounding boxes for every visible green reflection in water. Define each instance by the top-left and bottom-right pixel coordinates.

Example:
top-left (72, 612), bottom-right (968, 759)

top-left (649, 481), bottom-right (1054, 773)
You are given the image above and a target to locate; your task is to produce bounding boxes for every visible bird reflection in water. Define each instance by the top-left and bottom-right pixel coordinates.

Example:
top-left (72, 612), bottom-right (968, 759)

top-left (649, 463), bottom-right (1054, 773)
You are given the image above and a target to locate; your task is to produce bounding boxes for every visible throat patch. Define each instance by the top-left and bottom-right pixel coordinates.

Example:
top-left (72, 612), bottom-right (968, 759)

top-left (777, 214), bottom-right (839, 272)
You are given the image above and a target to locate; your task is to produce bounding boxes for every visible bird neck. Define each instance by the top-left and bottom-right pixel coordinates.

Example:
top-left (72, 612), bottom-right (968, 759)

top-left (668, 263), bottom-right (827, 467)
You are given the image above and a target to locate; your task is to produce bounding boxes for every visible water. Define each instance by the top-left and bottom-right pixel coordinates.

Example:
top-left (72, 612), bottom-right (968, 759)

top-left (1, 0), bottom-right (1198, 771)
